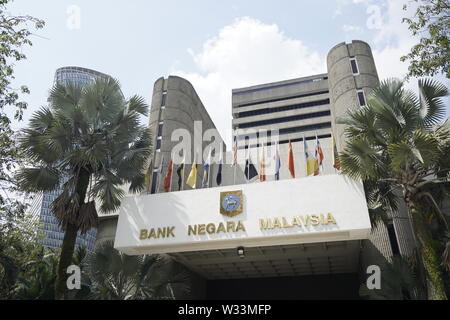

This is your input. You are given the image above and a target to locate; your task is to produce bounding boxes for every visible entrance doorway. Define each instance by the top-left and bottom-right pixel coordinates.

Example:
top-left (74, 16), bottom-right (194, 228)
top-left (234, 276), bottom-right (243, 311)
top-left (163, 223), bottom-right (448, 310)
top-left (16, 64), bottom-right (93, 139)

top-left (206, 273), bottom-right (360, 299)
top-left (169, 240), bottom-right (363, 299)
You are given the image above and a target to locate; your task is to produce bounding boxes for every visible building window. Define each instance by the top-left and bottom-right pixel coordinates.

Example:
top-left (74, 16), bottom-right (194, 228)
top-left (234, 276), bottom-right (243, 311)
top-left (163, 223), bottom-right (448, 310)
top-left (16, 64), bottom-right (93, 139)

top-left (357, 90), bottom-right (366, 107)
top-left (387, 223), bottom-right (400, 256)
top-left (237, 98), bottom-right (330, 118)
top-left (236, 110), bottom-right (331, 129)
top-left (155, 138), bottom-right (161, 151)
top-left (150, 170), bottom-right (159, 194)
top-left (350, 57), bottom-right (359, 75)
top-left (161, 92), bottom-right (167, 107)
top-left (157, 122), bottom-right (163, 137)
top-left (236, 122), bottom-right (332, 141)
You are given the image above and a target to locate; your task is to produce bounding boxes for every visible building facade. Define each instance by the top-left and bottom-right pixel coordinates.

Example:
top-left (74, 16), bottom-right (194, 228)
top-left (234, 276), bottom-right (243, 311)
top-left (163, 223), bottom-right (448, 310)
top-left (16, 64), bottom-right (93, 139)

top-left (97, 40), bottom-right (417, 299)
top-left (36, 66), bottom-right (117, 252)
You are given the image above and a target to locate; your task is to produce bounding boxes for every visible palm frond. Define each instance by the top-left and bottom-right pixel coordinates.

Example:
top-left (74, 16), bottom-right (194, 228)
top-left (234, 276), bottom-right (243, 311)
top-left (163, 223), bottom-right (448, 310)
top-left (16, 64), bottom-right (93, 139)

top-left (417, 78), bottom-right (448, 129)
top-left (49, 81), bottom-right (83, 115)
top-left (90, 170), bottom-right (125, 213)
top-left (15, 167), bottom-right (60, 192)
top-left (77, 201), bottom-right (98, 234)
top-left (127, 95), bottom-right (149, 116)
top-left (28, 107), bottom-right (54, 132)
top-left (340, 137), bottom-right (386, 180)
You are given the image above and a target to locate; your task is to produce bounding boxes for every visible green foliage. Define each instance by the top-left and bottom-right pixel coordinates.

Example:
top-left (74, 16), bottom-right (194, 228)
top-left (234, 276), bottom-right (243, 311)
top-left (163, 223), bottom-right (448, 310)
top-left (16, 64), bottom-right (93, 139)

top-left (0, 212), bottom-right (46, 299)
top-left (0, 0), bottom-right (45, 120)
top-left (360, 256), bottom-right (426, 300)
top-left (339, 78), bottom-right (449, 183)
top-left (401, 0), bottom-right (450, 78)
top-left (421, 243), bottom-right (448, 299)
top-left (338, 78), bottom-right (450, 299)
top-left (74, 241), bottom-right (190, 300)
top-left (0, 0), bottom-right (44, 245)
top-left (16, 77), bottom-right (152, 299)
top-left (12, 248), bottom-right (58, 300)
top-left (17, 78), bottom-right (152, 230)
top-left (0, 5), bottom-right (45, 298)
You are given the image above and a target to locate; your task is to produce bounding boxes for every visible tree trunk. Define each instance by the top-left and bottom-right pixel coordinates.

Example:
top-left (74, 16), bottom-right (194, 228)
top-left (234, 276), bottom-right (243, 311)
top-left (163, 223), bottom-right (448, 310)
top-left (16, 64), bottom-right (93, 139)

top-left (54, 222), bottom-right (78, 300)
top-left (54, 168), bottom-right (90, 300)
top-left (410, 207), bottom-right (448, 300)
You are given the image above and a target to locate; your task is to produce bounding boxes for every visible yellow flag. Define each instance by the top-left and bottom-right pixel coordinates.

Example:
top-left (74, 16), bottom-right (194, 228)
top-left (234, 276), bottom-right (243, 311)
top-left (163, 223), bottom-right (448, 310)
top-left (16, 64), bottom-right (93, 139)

top-left (304, 135), bottom-right (318, 176)
top-left (186, 157), bottom-right (198, 189)
top-left (144, 160), bottom-right (152, 193)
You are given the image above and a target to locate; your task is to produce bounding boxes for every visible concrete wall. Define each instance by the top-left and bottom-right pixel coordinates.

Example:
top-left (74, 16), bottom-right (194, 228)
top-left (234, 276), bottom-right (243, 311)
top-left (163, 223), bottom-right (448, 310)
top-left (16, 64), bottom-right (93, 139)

top-left (149, 76), bottom-right (232, 192)
top-left (232, 75), bottom-right (330, 145)
top-left (327, 40), bottom-right (379, 151)
top-left (95, 215), bottom-right (118, 244)
top-left (360, 222), bottom-right (393, 278)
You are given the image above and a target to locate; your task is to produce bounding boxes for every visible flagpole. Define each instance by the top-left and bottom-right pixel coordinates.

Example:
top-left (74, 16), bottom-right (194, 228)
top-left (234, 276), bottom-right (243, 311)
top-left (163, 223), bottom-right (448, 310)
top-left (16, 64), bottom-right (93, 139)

top-left (156, 156), bottom-right (164, 193)
top-left (232, 137), bottom-right (237, 185)
top-left (303, 133), bottom-right (306, 178)
top-left (181, 163), bottom-right (185, 190)
top-left (233, 145), bottom-right (237, 185)
top-left (246, 147), bottom-right (249, 184)
top-left (181, 157), bottom-right (185, 191)
top-left (331, 133), bottom-right (335, 173)
top-left (315, 131), bottom-right (319, 175)
top-left (206, 148), bottom-right (211, 188)
top-left (208, 161), bottom-right (212, 188)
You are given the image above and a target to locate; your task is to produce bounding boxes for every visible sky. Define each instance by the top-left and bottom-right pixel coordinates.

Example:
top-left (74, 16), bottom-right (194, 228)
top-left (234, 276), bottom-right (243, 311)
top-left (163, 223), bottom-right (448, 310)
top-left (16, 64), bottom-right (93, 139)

top-left (7, 0), bottom-right (450, 147)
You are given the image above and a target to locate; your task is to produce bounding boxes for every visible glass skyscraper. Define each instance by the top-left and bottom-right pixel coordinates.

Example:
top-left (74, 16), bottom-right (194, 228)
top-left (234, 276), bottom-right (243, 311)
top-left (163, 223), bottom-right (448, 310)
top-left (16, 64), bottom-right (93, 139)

top-left (37, 66), bottom-right (117, 252)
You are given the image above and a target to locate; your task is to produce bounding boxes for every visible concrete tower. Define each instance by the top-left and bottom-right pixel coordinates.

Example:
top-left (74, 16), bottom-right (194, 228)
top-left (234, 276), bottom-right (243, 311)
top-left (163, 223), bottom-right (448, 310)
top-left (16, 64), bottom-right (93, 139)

top-left (327, 40), bottom-right (380, 151)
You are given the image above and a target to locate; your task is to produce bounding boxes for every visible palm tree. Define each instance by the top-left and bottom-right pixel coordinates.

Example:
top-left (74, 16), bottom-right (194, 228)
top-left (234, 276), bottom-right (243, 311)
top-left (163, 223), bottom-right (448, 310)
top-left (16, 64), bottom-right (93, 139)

top-left (0, 212), bottom-right (43, 299)
top-left (83, 241), bottom-right (190, 300)
top-left (338, 78), bottom-right (450, 300)
top-left (16, 78), bottom-right (152, 299)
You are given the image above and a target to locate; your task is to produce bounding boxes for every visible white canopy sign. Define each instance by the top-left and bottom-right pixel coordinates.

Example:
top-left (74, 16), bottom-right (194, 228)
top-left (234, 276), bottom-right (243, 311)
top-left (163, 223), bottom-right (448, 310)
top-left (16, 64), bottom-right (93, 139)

top-left (114, 174), bottom-right (371, 255)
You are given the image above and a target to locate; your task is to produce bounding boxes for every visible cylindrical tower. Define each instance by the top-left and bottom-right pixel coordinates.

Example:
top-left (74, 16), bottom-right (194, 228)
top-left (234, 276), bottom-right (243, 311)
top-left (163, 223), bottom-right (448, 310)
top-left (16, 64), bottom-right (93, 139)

top-left (147, 76), bottom-right (227, 194)
top-left (54, 66), bottom-right (112, 86)
top-left (39, 66), bottom-right (119, 253)
top-left (327, 40), bottom-right (379, 151)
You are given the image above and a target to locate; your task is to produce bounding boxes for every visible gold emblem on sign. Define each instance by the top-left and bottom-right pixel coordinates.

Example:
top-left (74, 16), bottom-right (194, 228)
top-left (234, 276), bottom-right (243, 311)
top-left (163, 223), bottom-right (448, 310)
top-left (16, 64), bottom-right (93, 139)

top-left (220, 190), bottom-right (243, 217)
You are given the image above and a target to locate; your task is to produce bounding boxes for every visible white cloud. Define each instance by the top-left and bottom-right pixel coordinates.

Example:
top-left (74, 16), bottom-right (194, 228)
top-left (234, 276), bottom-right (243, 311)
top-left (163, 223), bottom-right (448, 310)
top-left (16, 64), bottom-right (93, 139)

top-left (171, 17), bottom-right (325, 146)
top-left (337, 0), bottom-right (444, 89)
top-left (371, 1), bottom-right (414, 78)
top-left (349, 0), bottom-right (448, 113)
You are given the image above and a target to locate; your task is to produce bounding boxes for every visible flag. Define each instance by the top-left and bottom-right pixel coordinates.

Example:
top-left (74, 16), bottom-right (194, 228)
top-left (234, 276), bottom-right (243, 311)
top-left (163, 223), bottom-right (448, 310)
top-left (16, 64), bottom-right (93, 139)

top-left (163, 160), bottom-right (173, 192)
top-left (176, 160), bottom-right (184, 191)
top-left (216, 154), bottom-right (223, 186)
top-left (232, 136), bottom-right (238, 167)
top-left (274, 144), bottom-right (281, 181)
top-left (156, 156), bottom-right (164, 193)
top-left (314, 134), bottom-right (324, 176)
top-left (304, 136), bottom-right (318, 176)
top-left (259, 148), bottom-right (266, 182)
top-left (332, 135), bottom-right (341, 170)
top-left (144, 159), bottom-right (153, 193)
top-left (244, 152), bottom-right (258, 181)
top-left (202, 149), bottom-right (211, 188)
top-left (186, 155), bottom-right (198, 189)
top-left (287, 141), bottom-right (295, 178)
